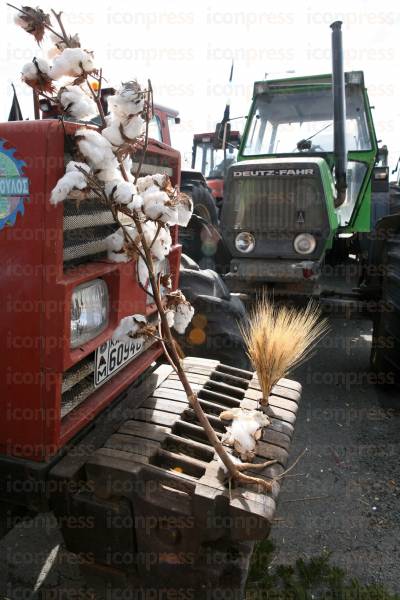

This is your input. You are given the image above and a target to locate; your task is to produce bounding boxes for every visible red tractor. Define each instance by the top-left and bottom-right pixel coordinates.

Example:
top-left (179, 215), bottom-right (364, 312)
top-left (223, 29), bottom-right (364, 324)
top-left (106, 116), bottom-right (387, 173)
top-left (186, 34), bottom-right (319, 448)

top-left (0, 104), bottom-right (300, 598)
top-left (191, 130), bottom-right (241, 213)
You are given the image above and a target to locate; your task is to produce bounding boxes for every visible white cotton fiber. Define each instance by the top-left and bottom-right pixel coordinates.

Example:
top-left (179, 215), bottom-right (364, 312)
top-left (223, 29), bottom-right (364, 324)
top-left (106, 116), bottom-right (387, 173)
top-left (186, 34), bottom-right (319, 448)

top-left (22, 58), bottom-right (51, 81)
top-left (112, 314), bottom-right (146, 341)
top-left (66, 161), bottom-right (90, 174)
top-left (136, 175), bottom-right (154, 194)
top-left (51, 48), bottom-right (95, 79)
top-left (76, 128), bottom-right (116, 169)
top-left (59, 85), bottom-right (97, 120)
top-left (49, 170), bottom-right (86, 205)
top-left (172, 303), bottom-right (195, 334)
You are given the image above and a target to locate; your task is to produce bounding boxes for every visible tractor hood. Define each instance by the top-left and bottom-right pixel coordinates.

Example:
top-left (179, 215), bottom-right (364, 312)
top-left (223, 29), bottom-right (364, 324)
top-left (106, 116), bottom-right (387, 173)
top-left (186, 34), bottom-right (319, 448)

top-left (220, 157), bottom-right (338, 260)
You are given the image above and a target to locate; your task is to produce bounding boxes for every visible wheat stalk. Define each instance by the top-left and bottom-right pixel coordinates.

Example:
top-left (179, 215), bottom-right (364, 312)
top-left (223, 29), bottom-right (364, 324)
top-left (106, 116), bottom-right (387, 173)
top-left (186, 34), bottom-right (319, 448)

top-left (241, 297), bottom-right (329, 405)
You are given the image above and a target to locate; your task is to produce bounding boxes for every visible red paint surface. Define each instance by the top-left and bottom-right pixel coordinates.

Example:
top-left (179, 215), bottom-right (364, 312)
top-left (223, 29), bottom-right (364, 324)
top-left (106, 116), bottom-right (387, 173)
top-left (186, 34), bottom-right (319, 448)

top-left (0, 119), bottom-right (181, 462)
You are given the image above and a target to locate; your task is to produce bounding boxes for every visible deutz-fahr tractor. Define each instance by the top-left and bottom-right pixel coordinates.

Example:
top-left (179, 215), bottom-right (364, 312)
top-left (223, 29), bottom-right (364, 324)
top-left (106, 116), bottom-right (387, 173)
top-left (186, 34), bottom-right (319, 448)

top-left (214, 22), bottom-right (400, 383)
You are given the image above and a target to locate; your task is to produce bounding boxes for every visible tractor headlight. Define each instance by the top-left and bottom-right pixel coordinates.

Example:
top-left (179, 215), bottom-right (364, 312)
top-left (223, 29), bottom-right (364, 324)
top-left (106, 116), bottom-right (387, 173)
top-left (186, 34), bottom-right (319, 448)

top-left (294, 233), bottom-right (316, 255)
top-left (70, 279), bottom-right (109, 349)
top-left (235, 231), bottom-right (255, 253)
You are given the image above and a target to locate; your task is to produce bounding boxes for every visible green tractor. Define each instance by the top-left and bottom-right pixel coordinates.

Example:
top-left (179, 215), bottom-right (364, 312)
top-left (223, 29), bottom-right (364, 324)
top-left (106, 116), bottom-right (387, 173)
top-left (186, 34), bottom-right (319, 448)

top-left (215, 21), bottom-right (400, 382)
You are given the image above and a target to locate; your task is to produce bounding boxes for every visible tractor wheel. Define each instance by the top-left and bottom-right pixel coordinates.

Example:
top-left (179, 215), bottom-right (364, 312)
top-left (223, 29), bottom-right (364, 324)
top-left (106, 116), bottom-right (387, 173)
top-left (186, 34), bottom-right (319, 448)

top-left (176, 256), bottom-right (250, 370)
top-left (179, 182), bottom-right (219, 268)
top-left (188, 182), bottom-right (219, 227)
top-left (370, 230), bottom-right (400, 385)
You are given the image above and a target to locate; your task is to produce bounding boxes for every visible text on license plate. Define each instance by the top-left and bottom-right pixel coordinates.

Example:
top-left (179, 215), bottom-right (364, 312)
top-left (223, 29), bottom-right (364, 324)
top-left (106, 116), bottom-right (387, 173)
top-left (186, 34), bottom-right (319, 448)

top-left (94, 337), bottom-right (144, 387)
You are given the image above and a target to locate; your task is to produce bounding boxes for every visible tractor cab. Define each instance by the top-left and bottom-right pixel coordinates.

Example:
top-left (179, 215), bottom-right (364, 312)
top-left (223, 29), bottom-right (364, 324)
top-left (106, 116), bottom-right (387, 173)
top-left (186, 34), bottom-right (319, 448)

top-left (192, 130), bottom-right (241, 207)
top-left (220, 67), bottom-right (378, 293)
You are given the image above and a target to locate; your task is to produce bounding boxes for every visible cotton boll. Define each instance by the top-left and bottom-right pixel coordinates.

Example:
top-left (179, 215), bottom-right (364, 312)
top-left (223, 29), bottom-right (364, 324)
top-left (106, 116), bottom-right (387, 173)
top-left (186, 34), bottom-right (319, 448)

top-left (59, 85), bottom-right (97, 120)
top-left (122, 115), bottom-right (144, 140)
top-left (162, 206), bottom-right (180, 226)
top-left (150, 227), bottom-right (172, 261)
top-left (231, 419), bottom-right (257, 450)
top-left (113, 314), bottom-right (146, 341)
top-left (102, 121), bottom-right (124, 147)
top-left (50, 171), bottom-right (87, 205)
top-left (219, 408), bottom-right (270, 462)
top-left (165, 310), bottom-right (175, 329)
top-left (119, 81), bottom-right (145, 107)
top-left (105, 225), bottom-right (138, 251)
top-left (113, 181), bottom-right (136, 205)
top-left (21, 62), bottom-right (39, 81)
top-left (142, 189), bottom-right (170, 221)
top-left (177, 194), bottom-right (194, 227)
top-left (22, 58), bottom-right (51, 81)
top-left (105, 228), bottom-right (124, 252)
top-left (136, 175), bottom-right (154, 194)
top-left (173, 303), bottom-right (194, 334)
top-left (96, 167), bottom-right (122, 183)
top-left (122, 156), bottom-right (134, 179)
top-left (104, 180), bottom-right (120, 198)
top-left (137, 257), bottom-right (149, 288)
top-left (152, 173), bottom-right (169, 188)
top-left (66, 161), bottom-right (90, 174)
top-left (51, 48), bottom-right (95, 79)
top-left (127, 194), bottom-right (143, 213)
top-left (76, 128), bottom-right (116, 169)
top-left (108, 82), bottom-right (145, 119)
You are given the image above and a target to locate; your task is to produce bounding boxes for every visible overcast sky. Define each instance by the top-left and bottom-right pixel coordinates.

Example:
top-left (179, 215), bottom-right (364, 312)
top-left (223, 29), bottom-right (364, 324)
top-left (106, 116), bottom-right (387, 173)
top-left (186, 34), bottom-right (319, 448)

top-left (1, 0), bottom-right (399, 169)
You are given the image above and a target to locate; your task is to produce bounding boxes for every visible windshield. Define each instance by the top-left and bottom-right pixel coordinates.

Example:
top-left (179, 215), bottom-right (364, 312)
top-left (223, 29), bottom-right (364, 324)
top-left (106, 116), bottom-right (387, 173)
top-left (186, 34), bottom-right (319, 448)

top-left (243, 86), bottom-right (371, 155)
top-left (194, 143), bottom-right (238, 178)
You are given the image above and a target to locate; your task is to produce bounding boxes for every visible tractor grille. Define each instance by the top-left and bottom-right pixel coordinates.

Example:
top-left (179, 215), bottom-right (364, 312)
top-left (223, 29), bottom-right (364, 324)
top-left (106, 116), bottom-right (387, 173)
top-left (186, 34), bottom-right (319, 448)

top-left (226, 176), bottom-right (325, 232)
top-left (63, 196), bottom-right (118, 269)
top-left (61, 337), bottom-right (155, 419)
top-left (61, 354), bottom-right (95, 418)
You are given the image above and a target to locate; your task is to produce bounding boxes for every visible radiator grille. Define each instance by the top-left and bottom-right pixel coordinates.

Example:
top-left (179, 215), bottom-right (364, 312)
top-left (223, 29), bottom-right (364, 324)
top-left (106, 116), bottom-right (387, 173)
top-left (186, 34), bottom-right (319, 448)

top-left (61, 338), bottom-right (156, 419)
top-left (63, 196), bottom-right (118, 268)
top-left (226, 176), bottom-right (324, 232)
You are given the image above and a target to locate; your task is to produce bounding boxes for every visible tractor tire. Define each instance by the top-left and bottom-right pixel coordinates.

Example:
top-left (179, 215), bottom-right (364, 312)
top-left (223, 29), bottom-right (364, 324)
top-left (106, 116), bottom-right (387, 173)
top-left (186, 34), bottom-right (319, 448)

top-left (177, 256), bottom-right (250, 370)
top-left (186, 182), bottom-right (219, 227)
top-left (179, 182), bottom-right (219, 268)
top-left (370, 230), bottom-right (400, 385)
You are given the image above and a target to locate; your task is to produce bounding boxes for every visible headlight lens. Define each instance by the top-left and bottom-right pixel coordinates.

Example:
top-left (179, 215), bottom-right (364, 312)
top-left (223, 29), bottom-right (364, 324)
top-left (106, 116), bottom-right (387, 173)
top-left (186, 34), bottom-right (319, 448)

top-left (235, 231), bottom-right (255, 253)
top-left (294, 233), bottom-right (316, 255)
top-left (70, 279), bottom-right (109, 349)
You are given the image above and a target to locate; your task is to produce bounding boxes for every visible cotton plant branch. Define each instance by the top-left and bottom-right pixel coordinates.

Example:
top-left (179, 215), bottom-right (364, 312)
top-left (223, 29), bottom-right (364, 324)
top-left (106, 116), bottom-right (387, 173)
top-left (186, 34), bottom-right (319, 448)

top-left (134, 80), bottom-right (153, 183)
top-left (12, 4), bottom-right (284, 493)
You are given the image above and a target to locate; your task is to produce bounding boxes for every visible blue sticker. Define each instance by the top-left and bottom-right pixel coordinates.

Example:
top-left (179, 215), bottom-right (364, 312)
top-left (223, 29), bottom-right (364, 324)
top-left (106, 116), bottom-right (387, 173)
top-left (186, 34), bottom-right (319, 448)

top-left (0, 138), bottom-right (29, 231)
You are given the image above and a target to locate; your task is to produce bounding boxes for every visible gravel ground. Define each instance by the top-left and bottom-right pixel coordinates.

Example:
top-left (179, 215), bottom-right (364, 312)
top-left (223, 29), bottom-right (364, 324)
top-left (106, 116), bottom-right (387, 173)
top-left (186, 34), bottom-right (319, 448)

top-left (0, 317), bottom-right (399, 598)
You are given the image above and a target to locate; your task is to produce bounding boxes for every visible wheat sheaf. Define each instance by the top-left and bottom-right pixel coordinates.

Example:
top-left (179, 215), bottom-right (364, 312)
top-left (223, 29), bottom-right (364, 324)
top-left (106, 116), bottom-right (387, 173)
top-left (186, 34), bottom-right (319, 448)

top-left (241, 298), bottom-right (329, 405)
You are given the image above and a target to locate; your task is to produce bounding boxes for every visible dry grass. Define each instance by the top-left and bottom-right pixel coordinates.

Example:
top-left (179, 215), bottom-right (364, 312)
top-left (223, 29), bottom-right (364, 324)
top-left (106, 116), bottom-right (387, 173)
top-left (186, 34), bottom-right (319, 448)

top-left (241, 298), bottom-right (329, 405)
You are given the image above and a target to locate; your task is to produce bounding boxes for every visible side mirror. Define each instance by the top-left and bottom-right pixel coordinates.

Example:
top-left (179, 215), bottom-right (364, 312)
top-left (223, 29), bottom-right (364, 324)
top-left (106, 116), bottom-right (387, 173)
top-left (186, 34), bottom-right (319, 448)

top-left (174, 116), bottom-right (181, 124)
top-left (371, 166), bottom-right (389, 193)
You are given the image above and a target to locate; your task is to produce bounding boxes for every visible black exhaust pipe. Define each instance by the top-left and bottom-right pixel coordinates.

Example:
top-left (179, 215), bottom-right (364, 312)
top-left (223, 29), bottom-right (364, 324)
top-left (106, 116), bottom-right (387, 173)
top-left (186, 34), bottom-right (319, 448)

top-left (330, 21), bottom-right (347, 207)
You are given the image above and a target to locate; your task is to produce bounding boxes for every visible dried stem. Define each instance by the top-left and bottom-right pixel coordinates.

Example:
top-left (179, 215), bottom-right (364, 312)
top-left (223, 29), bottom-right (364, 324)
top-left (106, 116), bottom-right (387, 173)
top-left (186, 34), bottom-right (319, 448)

top-left (134, 79), bottom-right (152, 183)
top-left (51, 9), bottom-right (68, 40)
top-left (7, 3), bottom-right (63, 41)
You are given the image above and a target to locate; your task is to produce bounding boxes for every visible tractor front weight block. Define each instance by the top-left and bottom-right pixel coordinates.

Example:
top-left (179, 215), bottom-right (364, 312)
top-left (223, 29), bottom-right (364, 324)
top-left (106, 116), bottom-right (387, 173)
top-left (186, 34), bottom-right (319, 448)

top-left (50, 357), bottom-right (301, 599)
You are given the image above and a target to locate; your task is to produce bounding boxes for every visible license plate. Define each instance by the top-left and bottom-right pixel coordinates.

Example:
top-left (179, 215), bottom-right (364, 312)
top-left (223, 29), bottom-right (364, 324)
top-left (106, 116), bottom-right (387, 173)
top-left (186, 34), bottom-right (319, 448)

top-left (94, 337), bottom-right (144, 387)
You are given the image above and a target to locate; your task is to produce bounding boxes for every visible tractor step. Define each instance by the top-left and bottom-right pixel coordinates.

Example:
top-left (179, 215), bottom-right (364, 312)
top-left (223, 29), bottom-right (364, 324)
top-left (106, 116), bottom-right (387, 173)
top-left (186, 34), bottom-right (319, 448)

top-left (50, 358), bottom-right (301, 599)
